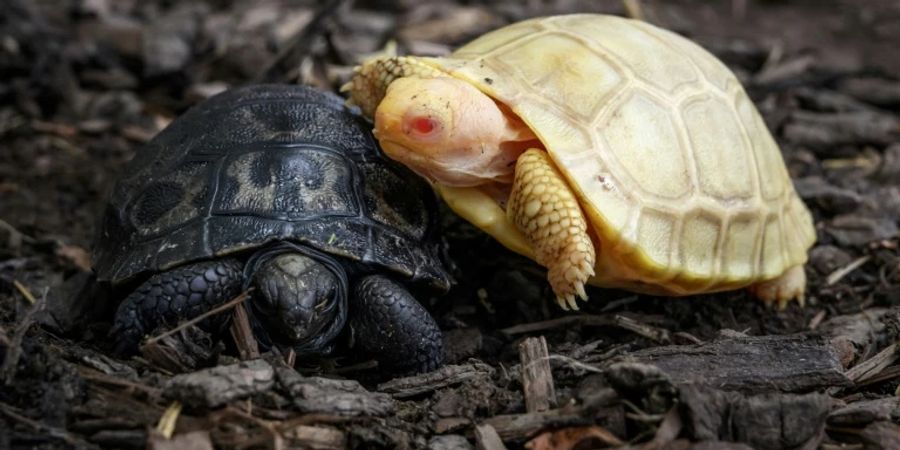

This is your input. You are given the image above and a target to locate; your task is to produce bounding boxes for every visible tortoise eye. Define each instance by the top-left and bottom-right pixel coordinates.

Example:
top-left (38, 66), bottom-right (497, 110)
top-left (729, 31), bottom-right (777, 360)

top-left (405, 115), bottom-right (441, 139)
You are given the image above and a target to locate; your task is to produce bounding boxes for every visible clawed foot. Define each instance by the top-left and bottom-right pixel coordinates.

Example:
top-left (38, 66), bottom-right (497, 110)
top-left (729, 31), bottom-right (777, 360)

top-left (549, 240), bottom-right (595, 311)
top-left (748, 265), bottom-right (807, 310)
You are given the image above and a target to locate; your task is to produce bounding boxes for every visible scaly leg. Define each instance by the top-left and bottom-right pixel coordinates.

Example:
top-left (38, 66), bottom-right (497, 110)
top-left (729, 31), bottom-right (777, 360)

top-left (506, 149), bottom-right (596, 310)
top-left (110, 259), bottom-right (244, 355)
top-left (351, 275), bottom-right (444, 374)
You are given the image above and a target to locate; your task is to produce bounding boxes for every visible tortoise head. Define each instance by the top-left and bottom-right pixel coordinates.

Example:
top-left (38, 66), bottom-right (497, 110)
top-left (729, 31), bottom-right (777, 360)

top-left (373, 76), bottom-right (534, 187)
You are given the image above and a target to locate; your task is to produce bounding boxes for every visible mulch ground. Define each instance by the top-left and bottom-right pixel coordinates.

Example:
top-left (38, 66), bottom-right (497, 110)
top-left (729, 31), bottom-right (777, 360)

top-left (1, 1), bottom-right (899, 449)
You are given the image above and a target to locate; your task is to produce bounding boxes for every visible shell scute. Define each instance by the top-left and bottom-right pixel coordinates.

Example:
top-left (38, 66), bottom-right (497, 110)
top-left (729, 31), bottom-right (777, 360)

top-left (555, 15), bottom-right (700, 95)
top-left (495, 32), bottom-right (626, 121)
top-left (736, 91), bottom-right (789, 200)
top-left (602, 91), bottom-right (691, 199)
top-left (682, 94), bottom-right (756, 201)
top-left (721, 213), bottom-right (763, 280)
top-left (680, 212), bottom-right (721, 279)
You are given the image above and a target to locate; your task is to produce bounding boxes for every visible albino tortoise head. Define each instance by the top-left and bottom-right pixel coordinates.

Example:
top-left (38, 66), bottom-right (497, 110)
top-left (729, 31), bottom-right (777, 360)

top-left (373, 76), bottom-right (532, 187)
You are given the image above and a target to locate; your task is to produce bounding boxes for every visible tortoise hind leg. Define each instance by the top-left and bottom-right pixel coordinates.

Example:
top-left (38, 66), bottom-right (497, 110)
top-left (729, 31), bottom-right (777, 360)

top-left (110, 259), bottom-right (244, 355)
top-left (748, 265), bottom-right (807, 310)
top-left (351, 275), bottom-right (443, 374)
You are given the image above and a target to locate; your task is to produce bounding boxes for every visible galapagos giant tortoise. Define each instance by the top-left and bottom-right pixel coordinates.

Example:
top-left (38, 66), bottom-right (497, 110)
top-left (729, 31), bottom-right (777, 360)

top-left (93, 85), bottom-right (452, 374)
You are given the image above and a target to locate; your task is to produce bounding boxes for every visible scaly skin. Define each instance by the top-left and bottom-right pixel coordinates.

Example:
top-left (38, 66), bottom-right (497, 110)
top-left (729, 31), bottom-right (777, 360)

top-left (507, 149), bottom-right (596, 310)
top-left (347, 57), bottom-right (594, 310)
top-left (748, 265), bottom-right (807, 310)
top-left (342, 56), bottom-right (447, 118)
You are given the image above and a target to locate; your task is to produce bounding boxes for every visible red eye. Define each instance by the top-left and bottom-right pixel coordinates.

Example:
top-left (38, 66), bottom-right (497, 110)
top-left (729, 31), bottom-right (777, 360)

top-left (408, 116), bottom-right (438, 135)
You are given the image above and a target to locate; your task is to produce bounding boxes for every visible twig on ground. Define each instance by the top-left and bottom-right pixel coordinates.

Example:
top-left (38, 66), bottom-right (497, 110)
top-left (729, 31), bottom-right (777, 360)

top-left (809, 310), bottom-right (828, 330)
top-left (230, 302), bottom-right (260, 360)
top-left (856, 365), bottom-right (900, 388)
top-left (673, 331), bottom-right (704, 345)
top-left (75, 365), bottom-right (162, 396)
top-left (1, 291), bottom-right (44, 384)
top-left (12, 279), bottom-right (36, 304)
top-left (0, 401), bottom-right (97, 448)
top-left (144, 290), bottom-right (252, 346)
top-left (500, 315), bottom-right (613, 335)
top-left (546, 355), bottom-right (604, 374)
top-left (827, 256), bottom-right (872, 286)
top-left (614, 314), bottom-right (671, 343)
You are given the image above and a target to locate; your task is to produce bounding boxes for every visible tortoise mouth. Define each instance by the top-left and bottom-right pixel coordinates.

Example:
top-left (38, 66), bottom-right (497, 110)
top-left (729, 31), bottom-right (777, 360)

top-left (379, 139), bottom-right (492, 188)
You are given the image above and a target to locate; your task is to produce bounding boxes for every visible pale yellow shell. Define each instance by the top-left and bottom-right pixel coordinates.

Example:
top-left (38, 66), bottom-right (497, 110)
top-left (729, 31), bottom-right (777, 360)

top-left (432, 14), bottom-right (816, 295)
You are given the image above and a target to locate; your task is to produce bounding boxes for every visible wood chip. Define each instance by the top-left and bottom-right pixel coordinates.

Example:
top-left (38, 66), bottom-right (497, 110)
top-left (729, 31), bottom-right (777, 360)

top-left (518, 337), bottom-right (556, 413)
top-left (163, 359), bottom-right (274, 409)
top-left (679, 384), bottom-right (830, 449)
top-left (483, 407), bottom-right (590, 443)
top-left (860, 421), bottom-right (900, 449)
top-left (155, 401), bottom-right (182, 439)
top-left (474, 423), bottom-right (507, 450)
top-left (820, 307), bottom-right (895, 367)
top-left (783, 110), bottom-right (900, 150)
top-left (283, 425), bottom-right (347, 450)
top-left (619, 335), bottom-right (850, 392)
top-left (378, 363), bottom-right (494, 398)
top-left (275, 361), bottom-right (394, 416)
top-left (828, 397), bottom-right (900, 427)
top-left (428, 434), bottom-right (474, 450)
top-left (845, 343), bottom-right (898, 383)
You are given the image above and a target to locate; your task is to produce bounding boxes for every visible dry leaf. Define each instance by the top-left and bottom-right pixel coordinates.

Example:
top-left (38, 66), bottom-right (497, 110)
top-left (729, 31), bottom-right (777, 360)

top-left (525, 426), bottom-right (624, 450)
top-left (56, 244), bottom-right (92, 272)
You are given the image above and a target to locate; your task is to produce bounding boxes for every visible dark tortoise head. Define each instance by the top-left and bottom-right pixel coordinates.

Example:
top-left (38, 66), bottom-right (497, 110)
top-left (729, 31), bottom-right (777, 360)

top-left (93, 85), bottom-right (451, 290)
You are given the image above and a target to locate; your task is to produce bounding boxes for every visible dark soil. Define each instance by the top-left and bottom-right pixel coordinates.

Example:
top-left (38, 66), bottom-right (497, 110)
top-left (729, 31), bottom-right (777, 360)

top-left (1, 1), bottom-right (899, 449)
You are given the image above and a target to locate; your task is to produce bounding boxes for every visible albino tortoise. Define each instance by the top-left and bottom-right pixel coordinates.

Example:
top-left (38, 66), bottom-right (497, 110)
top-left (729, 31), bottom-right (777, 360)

top-left (345, 14), bottom-right (816, 310)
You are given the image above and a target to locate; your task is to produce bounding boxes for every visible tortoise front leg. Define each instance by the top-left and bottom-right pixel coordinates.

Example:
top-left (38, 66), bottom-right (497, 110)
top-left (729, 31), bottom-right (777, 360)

top-left (110, 259), bottom-right (244, 355)
top-left (507, 148), bottom-right (596, 310)
top-left (351, 275), bottom-right (444, 374)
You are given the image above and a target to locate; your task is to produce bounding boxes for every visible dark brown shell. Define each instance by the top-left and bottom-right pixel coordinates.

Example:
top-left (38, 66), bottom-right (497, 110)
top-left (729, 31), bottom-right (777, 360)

top-left (93, 85), bottom-right (450, 290)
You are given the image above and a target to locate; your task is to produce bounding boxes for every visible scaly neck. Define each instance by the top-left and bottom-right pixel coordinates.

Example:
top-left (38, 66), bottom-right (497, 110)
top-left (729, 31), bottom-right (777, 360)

top-left (343, 57), bottom-right (447, 118)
